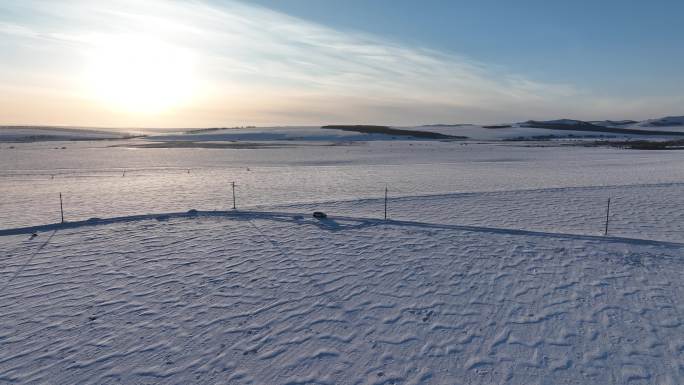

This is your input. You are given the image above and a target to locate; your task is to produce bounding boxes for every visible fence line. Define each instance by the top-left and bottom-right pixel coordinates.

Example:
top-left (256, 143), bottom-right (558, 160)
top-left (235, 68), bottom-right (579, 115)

top-left (2, 171), bottom-right (683, 243)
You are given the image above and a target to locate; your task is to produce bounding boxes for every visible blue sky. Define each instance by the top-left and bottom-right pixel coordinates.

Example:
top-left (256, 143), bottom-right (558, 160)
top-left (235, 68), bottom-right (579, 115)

top-left (247, 0), bottom-right (684, 96)
top-left (0, 0), bottom-right (682, 127)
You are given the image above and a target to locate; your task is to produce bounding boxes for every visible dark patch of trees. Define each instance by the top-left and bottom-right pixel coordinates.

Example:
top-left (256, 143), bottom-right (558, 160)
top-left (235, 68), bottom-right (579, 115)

top-left (321, 125), bottom-right (465, 139)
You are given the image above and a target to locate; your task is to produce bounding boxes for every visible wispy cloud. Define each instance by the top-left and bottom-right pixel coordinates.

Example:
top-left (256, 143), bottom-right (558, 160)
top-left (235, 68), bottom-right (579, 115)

top-left (0, 0), bottom-right (678, 126)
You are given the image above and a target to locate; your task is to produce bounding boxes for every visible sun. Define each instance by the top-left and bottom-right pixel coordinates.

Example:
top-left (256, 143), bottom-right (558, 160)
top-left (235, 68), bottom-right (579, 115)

top-left (87, 35), bottom-right (195, 114)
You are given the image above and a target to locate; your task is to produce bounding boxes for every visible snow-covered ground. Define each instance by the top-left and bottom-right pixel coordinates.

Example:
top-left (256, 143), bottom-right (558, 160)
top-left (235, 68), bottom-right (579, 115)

top-left (413, 119), bottom-right (684, 140)
top-left (4, 140), bottom-right (684, 240)
top-left (2, 209), bottom-right (683, 384)
top-left (0, 127), bottom-right (139, 142)
top-left (141, 116), bottom-right (684, 143)
top-left (4, 115), bottom-right (684, 144)
top-left (149, 126), bottom-right (428, 142)
top-left (2, 138), bottom-right (684, 384)
top-left (147, 123), bottom-right (684, 143)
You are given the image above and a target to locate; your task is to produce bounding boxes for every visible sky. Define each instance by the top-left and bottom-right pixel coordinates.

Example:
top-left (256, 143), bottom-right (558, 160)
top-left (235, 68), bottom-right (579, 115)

top-left (0, 0), bottom-right (682, 128)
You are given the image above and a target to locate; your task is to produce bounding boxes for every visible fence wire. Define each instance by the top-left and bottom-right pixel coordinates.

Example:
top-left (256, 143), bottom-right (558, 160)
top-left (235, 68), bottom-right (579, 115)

top-left (2, 167), bottom-right (684, 243)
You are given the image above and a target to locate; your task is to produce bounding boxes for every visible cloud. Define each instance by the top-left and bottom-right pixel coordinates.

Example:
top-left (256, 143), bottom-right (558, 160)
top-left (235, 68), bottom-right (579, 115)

top-left (0, 0), bottom-right (677, 126)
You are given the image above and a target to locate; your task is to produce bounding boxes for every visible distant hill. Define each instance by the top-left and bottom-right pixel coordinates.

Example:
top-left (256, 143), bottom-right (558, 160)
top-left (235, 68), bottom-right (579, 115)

top-left (421, 124), bottom-right (474, 127)
top-left (521, 119), bottom-right (684, 136)
top-left (321, 125), bottom-right (465, 139)
top-left (0, 126), bottom-right (141, 142)
top-left (640, 116), bottom-right (684, 127)
top-left (589, 120), bottom-right (637, 127)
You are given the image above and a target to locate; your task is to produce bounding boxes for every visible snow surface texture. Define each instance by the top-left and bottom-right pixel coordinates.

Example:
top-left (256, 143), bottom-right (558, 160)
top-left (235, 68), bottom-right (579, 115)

top-left (1, 211), bottom-right (683, 384)
top-left (3, 139), bottom-right (684, 384)
top-left (4, 141), bottom-right (684, 243)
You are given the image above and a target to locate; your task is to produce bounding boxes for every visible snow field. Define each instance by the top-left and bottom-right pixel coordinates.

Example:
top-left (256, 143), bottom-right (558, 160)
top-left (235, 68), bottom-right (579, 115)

top-left (1, 212), bottom-right (683, 384)
top-left (3, 139), bottom-right (684, 384)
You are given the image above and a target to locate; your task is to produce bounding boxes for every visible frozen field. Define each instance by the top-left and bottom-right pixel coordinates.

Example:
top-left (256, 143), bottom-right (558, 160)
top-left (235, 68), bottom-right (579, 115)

top-left (4, 139), bottom-right (684, 239)
top-left (1, 210), bottom-right (683, 384)
top-left (2, 138), bottom-right (684, 384)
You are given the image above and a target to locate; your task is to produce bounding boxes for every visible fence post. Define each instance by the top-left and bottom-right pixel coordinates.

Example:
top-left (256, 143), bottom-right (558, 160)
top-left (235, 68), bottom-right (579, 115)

top-left (384, 185), bottom-right (388, 220)
top-left (231, 181), bottom-right (236, 210)
top-left (604, 197), bottom-right (611, 236)
top-left (59, 192), bottom-right (64, 224)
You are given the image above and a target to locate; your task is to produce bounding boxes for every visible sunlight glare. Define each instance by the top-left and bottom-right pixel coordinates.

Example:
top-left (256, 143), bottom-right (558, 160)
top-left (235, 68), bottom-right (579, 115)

top-left (87, 35), bottom-right (195, 114)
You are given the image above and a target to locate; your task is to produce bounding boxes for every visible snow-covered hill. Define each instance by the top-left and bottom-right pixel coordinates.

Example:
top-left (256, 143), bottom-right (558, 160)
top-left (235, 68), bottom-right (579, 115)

top-left (148, 126), bottom-right (450, 142)
top-left (144, 116), bottom-right (684, 143)
top-left (4, 115), bottom-right (684, 144)
top-left (640, 116), bottom-right (684, 127)
top-left (0, 126), bottom-right (140, 142)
